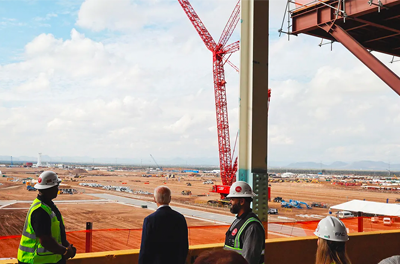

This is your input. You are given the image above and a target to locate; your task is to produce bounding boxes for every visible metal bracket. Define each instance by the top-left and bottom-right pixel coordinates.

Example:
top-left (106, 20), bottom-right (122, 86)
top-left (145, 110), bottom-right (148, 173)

top-left (368, 0), bottom-right (389, 12)
top-left (319, 39), bottom-right (335, 51)
top-left (390, 56), bottom-right (400, 63)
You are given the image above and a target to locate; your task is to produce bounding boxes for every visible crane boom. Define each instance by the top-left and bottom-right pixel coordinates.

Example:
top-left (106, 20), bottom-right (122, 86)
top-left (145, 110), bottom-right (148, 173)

top-left (218, 0), bottom-right (240, 48)
top-left (177, 0), bottom-right (216, 51)
top-left (150, 154), bottom-right (162, 171)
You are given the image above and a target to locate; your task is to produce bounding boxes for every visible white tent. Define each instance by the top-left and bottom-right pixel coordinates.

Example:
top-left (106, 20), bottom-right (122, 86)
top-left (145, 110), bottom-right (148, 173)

top-left (330, 200), bottom-right (400, 216)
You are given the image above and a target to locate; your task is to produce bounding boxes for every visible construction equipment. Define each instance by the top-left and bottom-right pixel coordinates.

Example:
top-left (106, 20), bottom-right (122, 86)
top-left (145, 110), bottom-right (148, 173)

top-left (273, 197), bottom-right (283, 203)
top-left (268, 208), bottom-right (278, 214)
top-left (178, 0), bottom-right (272, 198)
top-left (27, 185), bottom-right (36, 191)
top-left (289, 200), bottom-right (303, 209)
top-left (299, 201), bottom-right (312, 209)
top-left (181, 190), bottom-right (192, 195)
top-left (177, 0), bottom-right (239, 197)
top-left (207, 198), bottom-right (230, 207)
top-left (311, 202), bottom-right (328, 208)
top-left (281, 200), bottom-right (292, 208)
top-left (150, 154), bottom-right (162, 171)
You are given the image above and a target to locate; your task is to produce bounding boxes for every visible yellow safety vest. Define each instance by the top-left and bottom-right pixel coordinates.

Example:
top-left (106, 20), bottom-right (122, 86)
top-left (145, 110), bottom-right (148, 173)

top-left (224, 213), bottom-right (265, 264)
top-left (17, 198), bottom-right (63, 264)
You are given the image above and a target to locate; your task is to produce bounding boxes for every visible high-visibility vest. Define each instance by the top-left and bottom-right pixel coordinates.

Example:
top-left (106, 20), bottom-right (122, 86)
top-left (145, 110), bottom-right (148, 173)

top-left (17, 198), bottom-right (63, 264)
top-left (224, 212), bottom-right (265, 264)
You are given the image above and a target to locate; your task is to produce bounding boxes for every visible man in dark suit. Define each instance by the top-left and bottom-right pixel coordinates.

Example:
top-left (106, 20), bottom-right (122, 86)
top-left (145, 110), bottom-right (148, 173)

top-left (139, 186), bottom-right (189, 264)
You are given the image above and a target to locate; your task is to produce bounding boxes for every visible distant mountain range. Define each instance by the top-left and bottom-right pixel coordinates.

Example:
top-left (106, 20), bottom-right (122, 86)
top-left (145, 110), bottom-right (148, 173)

top-left (283, 161), bottom-right (399, 171)
top-left (0, 155), bottom-right (397, 170)
top-left (0, 155), bottom-right (220, 167)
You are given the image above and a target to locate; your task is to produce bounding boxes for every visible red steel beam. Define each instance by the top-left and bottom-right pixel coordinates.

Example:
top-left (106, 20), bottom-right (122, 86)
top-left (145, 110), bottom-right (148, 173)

top-left (321, 23), bottom-right (400, 95)
top-left (351, 17), bottom-right (400, 34)
top-left (292, 0), bottom-right (400, 34)
top-left (364, 32), bottom-right (400, 43)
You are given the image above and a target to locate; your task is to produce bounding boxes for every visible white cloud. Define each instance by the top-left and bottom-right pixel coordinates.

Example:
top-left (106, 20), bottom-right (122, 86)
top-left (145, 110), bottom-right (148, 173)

top-left (0, 0), bottom-right (399, 166)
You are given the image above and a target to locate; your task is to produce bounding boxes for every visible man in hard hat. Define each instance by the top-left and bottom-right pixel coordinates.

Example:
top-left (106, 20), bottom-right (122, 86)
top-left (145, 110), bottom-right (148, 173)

top-left (224, 181), bottom-right (265, 264)
top-left (18, 171), bottom-right (76, 264)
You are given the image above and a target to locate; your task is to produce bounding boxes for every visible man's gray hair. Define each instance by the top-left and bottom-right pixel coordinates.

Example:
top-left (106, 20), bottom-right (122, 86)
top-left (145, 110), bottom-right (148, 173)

top-left (154, 186), bottom-right (171, 204)
top-left (379, 256), bottom-right (400, 264)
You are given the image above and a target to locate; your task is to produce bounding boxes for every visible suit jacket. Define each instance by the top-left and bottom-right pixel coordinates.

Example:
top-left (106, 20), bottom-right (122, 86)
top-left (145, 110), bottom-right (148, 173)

top-left (139, 206), bottom-right (189, 264)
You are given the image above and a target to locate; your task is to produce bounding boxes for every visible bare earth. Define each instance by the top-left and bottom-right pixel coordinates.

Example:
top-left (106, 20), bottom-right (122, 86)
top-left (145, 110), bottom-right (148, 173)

top-left (1, 167), bottom-right (399, 257)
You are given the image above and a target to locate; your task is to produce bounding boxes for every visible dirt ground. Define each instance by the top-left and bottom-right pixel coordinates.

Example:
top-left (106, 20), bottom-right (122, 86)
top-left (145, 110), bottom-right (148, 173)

top-left (1, 167), bottom-right (400, 257)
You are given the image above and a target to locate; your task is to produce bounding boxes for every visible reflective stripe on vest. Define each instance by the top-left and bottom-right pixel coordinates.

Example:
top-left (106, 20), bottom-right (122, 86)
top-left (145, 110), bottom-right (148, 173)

top-left (224, 213), bottom-right (265, 264)
top-left (17, 198), bottom-right (63, 264)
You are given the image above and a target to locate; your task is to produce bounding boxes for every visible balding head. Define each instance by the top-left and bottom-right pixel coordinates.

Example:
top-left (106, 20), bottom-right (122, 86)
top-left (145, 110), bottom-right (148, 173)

top-left (194, 249), bottom-right (248, 264)
top-left (154, 186), bottom-right (171, 205)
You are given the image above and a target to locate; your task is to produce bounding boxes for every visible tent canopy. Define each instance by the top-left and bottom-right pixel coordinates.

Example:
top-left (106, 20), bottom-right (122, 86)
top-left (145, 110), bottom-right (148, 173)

top-left (330, 200), bottom-right (400, 217)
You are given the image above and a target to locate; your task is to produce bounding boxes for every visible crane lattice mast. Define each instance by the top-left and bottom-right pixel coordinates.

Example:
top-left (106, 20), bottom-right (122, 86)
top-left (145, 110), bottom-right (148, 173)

top-left (178, 0), bottom-right (240, 187)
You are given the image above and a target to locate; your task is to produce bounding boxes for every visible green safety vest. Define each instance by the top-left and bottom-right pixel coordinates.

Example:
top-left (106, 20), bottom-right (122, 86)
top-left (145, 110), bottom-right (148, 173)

top-left (224, 212), bottom-right (265, 264)
top-left (17, 198), bottom-right (63, 264)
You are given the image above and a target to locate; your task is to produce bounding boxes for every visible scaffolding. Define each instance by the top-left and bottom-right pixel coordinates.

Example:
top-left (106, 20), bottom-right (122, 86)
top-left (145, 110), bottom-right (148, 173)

top-left (278, 0), bottom-right (400, 93)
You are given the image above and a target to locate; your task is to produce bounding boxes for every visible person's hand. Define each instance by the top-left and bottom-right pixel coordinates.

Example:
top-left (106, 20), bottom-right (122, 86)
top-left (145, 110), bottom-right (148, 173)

top-left (70, 244), bottom-right (76, 258)
top-left (63, 245), bottom-right (74, 259)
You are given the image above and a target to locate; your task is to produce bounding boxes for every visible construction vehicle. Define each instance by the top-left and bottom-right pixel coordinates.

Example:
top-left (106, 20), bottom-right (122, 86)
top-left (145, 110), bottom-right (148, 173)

top-left (311, 202), bottom-right (327, 208)
top-left (181, 190), bottom-right (192, 195)
top-left (268, 208), bottom-right (278, 214)
top-left (289, 200), bottom-right (303, 209)
top-left (281, 199), bottom-right (292, 208)
top-left (27, 185), bottom-right (36, 191)
top-left (207, 199), bottom-right (230, 207)
top-left (299, 201), bottom-right (312, 209)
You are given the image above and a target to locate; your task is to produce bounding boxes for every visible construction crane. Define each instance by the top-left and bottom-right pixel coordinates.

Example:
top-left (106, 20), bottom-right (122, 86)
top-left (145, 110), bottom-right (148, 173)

top-left (178, 0), bottom-right (240, 193)
top-left (149, 154), bottom-right (163, 171)
top-left (178, 0), bottom-right (272, 198)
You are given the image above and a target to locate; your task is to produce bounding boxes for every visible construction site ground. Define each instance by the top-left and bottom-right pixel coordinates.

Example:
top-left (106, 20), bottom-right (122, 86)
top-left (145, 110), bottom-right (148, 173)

top-left (1, 167), bottom-right (400, 257)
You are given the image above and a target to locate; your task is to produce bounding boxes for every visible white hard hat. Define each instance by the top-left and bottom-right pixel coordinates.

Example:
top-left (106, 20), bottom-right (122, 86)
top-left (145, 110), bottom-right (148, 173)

top-left (226, 181), bottom-right (256, 198)
top-left (314, 216), bottom-right (349, 242)
top-left (34, 171), bottom-right (61, 190)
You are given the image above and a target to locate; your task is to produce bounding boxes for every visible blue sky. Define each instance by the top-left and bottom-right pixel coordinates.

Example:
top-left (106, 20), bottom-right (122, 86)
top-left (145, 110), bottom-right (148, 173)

top-left (0, 0), bottom-right (399, 166)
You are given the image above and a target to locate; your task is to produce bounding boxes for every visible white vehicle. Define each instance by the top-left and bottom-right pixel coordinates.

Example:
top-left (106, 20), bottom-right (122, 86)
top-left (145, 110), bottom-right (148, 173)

top-left (383, 217), bottom-right (392, 226)
top-left (371, 216), bottom-right (379, 223)
top-left (338, 211), bottom-right (354, 219)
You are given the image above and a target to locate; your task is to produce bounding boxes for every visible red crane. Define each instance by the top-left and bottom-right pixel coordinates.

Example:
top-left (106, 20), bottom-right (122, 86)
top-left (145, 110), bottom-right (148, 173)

top-left (178, 0), bottom-right (240, 193)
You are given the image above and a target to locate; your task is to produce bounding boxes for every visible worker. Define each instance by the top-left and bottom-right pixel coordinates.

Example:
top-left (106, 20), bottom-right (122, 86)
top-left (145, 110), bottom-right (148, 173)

top-left (18, 171), bottom-right (76, 264)
top-left (224, 181), bottom-right (265, 264)
top-left (314, 216), bottom-right (351, 264)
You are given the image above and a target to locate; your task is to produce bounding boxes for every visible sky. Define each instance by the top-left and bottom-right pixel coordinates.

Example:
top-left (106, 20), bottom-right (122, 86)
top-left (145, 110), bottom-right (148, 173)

top-left (0, 0), bottom-right (399, 166)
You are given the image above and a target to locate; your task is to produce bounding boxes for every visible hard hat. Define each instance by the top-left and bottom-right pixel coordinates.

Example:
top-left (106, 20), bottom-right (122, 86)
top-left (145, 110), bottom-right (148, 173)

top-left (314, 216), bottom-right (349, 242)
top-left (34, 171), bottom-right (61, 190)
top-left (226, 181), bottom-right (256, 198)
